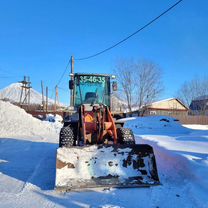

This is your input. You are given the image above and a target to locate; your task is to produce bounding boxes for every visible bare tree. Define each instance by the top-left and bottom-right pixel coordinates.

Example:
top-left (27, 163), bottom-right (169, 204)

top-left (114, 59), bottom-right (163, 112)
top-left (135, 61), bottom-right (163, 108)
top-left (176, 77), bottom-right (208, 114)
top-left (176, 80), bottom-right (199, 107)
top-left (114, 59), bottom-right (137, 111)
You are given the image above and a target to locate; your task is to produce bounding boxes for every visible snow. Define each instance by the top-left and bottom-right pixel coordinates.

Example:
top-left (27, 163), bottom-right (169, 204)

top-left (0, 102), bottom-right (208, 208)
top-left (42, 114), bottom-right (63, 134)
top-left (44, 114), bottom-right (63, 123)
top-left (124, 116), bottom-right (190, 134)
top-left (0, 100), bottom-right (60, 139)
top-left (183, 124), bottom-right (208, 130)
top-left (56, 146), bottom-right (156, 188)
top-left (0, 82), bottom-right (55, 104)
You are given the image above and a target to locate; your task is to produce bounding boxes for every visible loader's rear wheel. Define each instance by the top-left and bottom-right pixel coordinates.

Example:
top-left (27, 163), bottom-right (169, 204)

top-left (117, 128), bottom-right (135, 145)
top-left (59, 126), bottom-right (75, 147)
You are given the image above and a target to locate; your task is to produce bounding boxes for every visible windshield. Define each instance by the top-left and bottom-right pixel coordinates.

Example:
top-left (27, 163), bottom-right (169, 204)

top-left (74, 75), bottom-right (110, 107)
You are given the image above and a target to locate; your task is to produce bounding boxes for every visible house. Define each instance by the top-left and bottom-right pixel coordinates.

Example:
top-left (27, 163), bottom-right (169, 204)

top-left (190, 95), bottom-right (208, 115)
top-left (138, 98), bottom-right (189, 116)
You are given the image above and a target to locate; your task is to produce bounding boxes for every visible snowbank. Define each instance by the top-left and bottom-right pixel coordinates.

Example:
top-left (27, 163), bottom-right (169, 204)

top-left (183, 124), bottom-right (208, 130)
top-left (0, 100), bottom-right (60, 139)
top-left (124, 116), bottom-right (190, 135)
top-left (44, 114), bottom-right (63, 123)
top-left (122, 116), bottom-right (208, 207)
top-left (42, 114), bottom-right (63, 134)
top-left (137, 134), bottom-right (208, 207)
top-left (1, 109), bottom-right (208, 208)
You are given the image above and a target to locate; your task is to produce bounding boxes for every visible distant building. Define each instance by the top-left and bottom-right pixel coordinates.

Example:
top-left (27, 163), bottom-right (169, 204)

top-left (136, 98), bottom-right (189, 116)
top-left (111, 94), bottom-right (127, 112)
top-left (190, 95), bottom-right (208, 115)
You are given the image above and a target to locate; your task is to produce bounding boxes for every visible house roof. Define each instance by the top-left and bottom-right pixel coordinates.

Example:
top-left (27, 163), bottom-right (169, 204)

top-left (125, 98), bottom-right (189, 113)
top-left (146, 98), bottom-right (189, 110)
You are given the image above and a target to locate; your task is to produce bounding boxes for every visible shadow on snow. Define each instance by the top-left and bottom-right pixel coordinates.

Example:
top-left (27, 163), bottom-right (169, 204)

top-left (0, 137), bottom-right (58, 190)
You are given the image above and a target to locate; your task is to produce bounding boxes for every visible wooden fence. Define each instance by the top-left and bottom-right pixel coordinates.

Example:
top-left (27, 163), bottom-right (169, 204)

top-left (170, 115), bottom-right (208, 125)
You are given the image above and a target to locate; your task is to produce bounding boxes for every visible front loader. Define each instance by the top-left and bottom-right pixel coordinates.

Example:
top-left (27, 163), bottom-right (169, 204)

top-left (55, 66), bottom-right (160, 191)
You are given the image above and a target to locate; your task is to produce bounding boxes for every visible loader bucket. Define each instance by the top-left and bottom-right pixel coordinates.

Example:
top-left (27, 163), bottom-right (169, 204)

top-left (55, 144), bottom-right (160, 191)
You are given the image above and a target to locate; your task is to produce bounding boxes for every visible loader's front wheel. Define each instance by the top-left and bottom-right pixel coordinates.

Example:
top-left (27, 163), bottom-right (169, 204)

top-left (117, 128), bottom-right (135, 145)
top-left (59, 126), bottom-right (75, 147)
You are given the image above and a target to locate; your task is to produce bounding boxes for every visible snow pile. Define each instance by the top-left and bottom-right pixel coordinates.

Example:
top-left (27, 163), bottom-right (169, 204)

top-left (137, 134), bottom-right (208, 207)
top-left (183, 124), bottom-right (208, 130)
top-left (43, 114), bottom-right (63, 134)
top-left (0, 100), bottom-right (60, 139)
top-left (123, 116), bottom-right (208, 207)
top-left (124, 116), bottom-right (190, 134)
top-left (44, 114), bottom-right (63, 123)
top-left (1, 108), bottom-right (208, 207)
top-left (0, 83), bottom-right (54, 104)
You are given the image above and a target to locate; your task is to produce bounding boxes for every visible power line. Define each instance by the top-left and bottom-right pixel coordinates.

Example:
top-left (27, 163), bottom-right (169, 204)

top-left (51, 57), bottom-right (71, 98)
top-left (58, 86), bottom-right (69, 92)
top-left (56, 57), bottom-right (71, 87)
top-left (75, 0), bottom-right (183, 61)
top-left (53, 0), bottom-right (183, 95)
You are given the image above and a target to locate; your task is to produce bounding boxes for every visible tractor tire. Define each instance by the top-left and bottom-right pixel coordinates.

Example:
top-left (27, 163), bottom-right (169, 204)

top-left (59, 126), bottom-right (75, 147)
top-left (117, 127), bottom-right (135, 145)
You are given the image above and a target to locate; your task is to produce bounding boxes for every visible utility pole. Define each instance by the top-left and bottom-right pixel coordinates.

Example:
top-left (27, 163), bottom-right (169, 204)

top-left (70, 56), bottom-right (74, 107)
top-left (46, 86), bottom-right (48, 113)
top-left (28, 76), bottom-right (31, 105)
top-left (54, 86), bottom-right (57, 112)
top-left (41, 81), bottom-right (45, 111)
top-left (19, 76), bottom-right (31, 108)
top-left (54, 85), bottom-right (59, 112)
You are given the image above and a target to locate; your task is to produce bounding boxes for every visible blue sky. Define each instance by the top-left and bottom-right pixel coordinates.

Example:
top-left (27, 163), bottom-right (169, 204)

top-left (0, 0), bottom-right (208, 104)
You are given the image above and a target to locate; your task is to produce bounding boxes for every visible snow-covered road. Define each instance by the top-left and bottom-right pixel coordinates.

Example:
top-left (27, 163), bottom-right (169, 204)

top-left (1, 133), bottom-right (207, 208)
top-left (0, 102), bottom-right (208, 207)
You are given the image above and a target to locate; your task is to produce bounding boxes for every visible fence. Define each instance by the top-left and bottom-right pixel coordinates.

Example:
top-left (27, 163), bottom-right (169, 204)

top-left (172, 115), bottom-right (208, 125)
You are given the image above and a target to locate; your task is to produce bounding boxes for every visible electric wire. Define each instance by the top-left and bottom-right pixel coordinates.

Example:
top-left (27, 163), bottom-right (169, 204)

top-left (56, 57), bottom-right (71, 87)
top-left (51, 57), bottom-right (71, 98)
top-left (54, 0), bottom-right (183, 94)
top-left (75, 0), bottom-right (183, 61)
